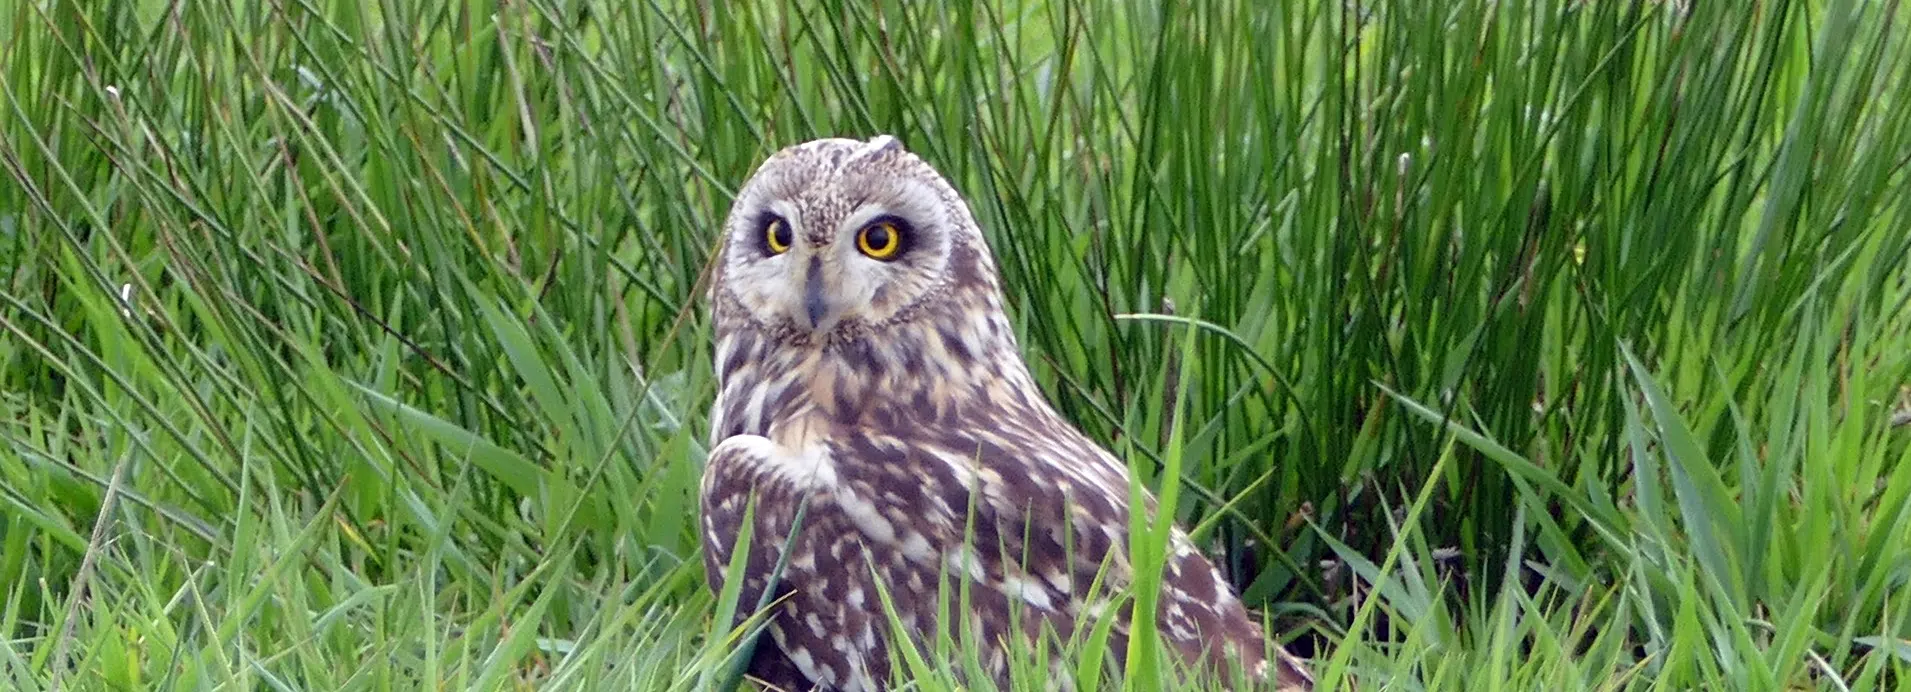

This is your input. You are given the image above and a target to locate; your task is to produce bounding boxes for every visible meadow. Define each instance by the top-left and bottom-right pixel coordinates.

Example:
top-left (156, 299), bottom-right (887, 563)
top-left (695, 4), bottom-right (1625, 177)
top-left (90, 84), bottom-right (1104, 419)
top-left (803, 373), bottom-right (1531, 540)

top-left (2, 0), bottom-right (1909, 689)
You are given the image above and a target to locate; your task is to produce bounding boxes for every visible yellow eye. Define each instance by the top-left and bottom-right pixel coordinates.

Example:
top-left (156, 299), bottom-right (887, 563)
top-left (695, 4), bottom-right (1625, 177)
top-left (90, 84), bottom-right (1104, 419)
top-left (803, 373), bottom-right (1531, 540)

top-left (764, 217), bottom-right (792, 254)
top-left (857, 221), bottom-right (903, 259)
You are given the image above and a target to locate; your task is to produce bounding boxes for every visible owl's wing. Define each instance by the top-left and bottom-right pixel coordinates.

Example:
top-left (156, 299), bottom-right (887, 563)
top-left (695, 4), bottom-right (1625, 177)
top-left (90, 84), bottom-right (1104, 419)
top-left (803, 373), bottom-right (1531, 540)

top-left (699, 434), bottom-right (881, 690)
top-left (699, 434), bottom-right (803, 623)
top-left (700, 426), bottom-right (1313, 690)
top-left (917, 420), bottom-right (1317, 690)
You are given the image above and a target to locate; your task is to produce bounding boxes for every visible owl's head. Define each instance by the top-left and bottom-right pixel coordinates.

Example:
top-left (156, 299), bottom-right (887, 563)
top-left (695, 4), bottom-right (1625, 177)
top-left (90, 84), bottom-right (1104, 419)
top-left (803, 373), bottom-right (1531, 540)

top-left (710, 135), bottom-right (1000, 341)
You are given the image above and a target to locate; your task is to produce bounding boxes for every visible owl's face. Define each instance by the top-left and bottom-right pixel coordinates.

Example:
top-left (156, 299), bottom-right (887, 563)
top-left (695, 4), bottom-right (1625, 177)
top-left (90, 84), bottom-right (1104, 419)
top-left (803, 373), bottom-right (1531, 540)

top-left (712, 136), bottom-right (985, 340)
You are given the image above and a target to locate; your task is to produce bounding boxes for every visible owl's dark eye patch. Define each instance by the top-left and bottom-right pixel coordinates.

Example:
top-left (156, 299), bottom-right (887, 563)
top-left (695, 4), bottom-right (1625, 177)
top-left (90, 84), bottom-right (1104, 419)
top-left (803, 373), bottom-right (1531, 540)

top-left (856, 215), bottom-right (913, 261)
top-left (759, 213), bottom-right (793, 255)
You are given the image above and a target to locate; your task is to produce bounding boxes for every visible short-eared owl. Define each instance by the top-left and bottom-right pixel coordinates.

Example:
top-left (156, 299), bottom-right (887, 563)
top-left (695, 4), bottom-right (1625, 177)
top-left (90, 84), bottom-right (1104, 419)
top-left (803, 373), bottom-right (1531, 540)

top-left (700, 135), bottom-right (1314, 691)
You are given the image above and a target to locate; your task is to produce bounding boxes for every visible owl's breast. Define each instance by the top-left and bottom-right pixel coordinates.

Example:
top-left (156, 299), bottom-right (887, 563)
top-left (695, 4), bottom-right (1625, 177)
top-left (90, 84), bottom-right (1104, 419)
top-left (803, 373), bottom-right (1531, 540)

top-left (711, 314), bottom-right (1044, 444)
top-left (709, 330), bottom-right (818, 443)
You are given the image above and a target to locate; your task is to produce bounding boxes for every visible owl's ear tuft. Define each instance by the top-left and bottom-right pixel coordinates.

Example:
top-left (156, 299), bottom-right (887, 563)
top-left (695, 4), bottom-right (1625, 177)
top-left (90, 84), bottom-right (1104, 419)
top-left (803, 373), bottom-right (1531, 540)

top-left (845, 135), bottom-right (904, 167)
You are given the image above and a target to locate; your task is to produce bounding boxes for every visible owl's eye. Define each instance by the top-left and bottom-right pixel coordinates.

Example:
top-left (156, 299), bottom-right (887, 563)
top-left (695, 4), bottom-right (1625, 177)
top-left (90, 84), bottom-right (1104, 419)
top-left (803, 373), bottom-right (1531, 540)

top-left (763, 217), bottom-right (792, 255)
top-left (857, 221), bottom-right (904, 260)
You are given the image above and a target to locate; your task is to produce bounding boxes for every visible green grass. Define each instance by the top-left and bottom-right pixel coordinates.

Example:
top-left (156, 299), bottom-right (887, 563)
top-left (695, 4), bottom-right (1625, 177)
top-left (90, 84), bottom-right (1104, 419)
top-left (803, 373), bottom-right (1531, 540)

top-left (3, 0), bottom-right (1909, 688)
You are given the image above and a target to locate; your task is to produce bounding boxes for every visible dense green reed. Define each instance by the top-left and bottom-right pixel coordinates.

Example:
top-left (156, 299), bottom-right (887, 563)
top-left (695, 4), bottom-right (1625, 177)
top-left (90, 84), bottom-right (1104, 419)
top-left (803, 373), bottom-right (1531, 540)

top-left (2, 0), bottom-right (1908, 688)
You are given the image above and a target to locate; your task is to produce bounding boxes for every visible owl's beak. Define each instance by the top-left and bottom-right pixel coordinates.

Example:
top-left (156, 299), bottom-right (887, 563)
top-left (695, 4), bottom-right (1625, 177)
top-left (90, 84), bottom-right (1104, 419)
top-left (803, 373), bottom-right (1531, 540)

top-left (804, 268), bottom-right (830, 327)
top-left (798, 256), bottom-right (837, 332)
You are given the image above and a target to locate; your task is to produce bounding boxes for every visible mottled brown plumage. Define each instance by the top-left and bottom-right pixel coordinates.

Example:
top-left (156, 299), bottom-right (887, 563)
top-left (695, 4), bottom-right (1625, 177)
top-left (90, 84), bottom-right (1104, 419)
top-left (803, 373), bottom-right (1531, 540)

top-left (700, 136), bottom-right (1313, 691)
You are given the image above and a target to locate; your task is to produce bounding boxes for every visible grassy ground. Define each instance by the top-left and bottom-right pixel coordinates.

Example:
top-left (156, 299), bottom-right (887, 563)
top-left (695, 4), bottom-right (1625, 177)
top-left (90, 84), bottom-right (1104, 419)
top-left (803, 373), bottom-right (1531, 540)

top-left (3, 0), bottom-right (1910, 689)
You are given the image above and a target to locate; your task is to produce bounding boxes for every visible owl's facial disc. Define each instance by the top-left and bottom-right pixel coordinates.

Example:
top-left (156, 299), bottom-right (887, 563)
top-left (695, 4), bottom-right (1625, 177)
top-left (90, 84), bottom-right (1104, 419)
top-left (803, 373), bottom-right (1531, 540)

top-left (719, 136), bottom-right (957, 340)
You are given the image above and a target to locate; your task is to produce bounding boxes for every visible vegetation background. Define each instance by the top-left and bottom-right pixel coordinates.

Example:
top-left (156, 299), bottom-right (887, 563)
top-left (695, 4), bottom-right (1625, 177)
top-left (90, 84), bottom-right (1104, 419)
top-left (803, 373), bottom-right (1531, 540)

top-left (3, 0), bottom-right (1909, 689)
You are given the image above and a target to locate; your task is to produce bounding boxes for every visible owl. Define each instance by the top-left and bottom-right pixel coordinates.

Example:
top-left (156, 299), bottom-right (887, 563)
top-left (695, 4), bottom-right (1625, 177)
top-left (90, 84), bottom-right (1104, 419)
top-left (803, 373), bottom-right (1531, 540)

top-left (699, 135), bottom-right (1315, 691)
